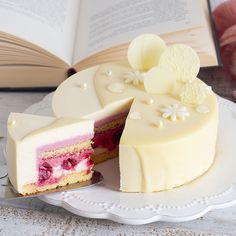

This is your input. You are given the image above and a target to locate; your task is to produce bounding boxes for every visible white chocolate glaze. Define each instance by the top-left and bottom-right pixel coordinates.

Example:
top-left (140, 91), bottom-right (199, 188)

top-left (52, 62), bottom-right (218, 193)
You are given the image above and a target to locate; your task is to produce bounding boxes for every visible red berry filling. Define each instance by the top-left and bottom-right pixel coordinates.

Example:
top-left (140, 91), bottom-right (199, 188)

top-left (61, 158), bottom-right (77, 170)
top-left (87, 158), bottom-right (94, 168)
top-left (80, 149), bottom-right (94, 160)
top-left (38, 162), bottom-right (52, 183)
top-left (92, 124), bottom-right (124, 151)
top-left (86, 158), bottom-right (94, 174)
top-left (37, 148), bottom-right (94, 186)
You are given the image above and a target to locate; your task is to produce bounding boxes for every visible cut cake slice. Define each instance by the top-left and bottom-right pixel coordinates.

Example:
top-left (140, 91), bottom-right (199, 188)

top-left (6, 113), bottom-right (94, 195)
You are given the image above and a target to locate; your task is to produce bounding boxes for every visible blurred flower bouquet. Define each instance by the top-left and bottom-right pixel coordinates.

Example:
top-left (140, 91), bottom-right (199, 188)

top-left (213, 0), bottom-right (236, 78)
top-left (213, 0), bottom-right (236, 98)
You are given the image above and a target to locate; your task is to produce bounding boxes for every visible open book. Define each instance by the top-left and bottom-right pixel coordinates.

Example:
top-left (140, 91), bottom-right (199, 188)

top-left (0, 0), bottom-right (219, 88)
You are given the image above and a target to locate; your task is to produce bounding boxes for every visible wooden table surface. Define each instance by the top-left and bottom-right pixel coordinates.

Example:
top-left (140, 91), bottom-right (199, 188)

top-left (0, 67), bottom-right (236, 236)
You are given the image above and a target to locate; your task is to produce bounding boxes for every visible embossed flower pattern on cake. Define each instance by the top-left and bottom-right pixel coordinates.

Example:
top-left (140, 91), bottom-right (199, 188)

top-left (160, 104), bottom-right (190, 121)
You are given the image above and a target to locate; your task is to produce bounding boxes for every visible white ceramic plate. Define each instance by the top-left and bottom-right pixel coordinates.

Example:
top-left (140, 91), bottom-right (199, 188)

top-left (24, 94), bottom-right (236, 225)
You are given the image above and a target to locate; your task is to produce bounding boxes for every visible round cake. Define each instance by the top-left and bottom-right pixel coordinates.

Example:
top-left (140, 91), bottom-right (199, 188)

top-left (52, 34), bottom-right (218, 192)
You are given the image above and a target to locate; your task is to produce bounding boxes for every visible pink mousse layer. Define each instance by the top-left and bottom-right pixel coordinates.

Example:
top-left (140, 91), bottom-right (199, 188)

top-left (37, 149), bottom-right (93, 186)
top-left (92, 111), bottom-right (128, 151)
top-left (37, 133), bottom-right (94, 155)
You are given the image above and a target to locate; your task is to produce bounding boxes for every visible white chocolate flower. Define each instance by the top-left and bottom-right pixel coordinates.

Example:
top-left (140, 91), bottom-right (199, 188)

top-left (160, 104), bottom-right (190, 121)
top-left (123, 71), bottom-right (144, 86)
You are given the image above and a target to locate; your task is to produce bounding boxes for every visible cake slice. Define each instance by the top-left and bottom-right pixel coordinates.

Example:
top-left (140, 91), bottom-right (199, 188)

top-left (6, 113), bottom-right (94, 195)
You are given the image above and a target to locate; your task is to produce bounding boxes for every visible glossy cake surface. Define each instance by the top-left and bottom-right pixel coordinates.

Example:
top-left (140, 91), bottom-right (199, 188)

top-left (52, 63), bottom-right (218, 192)
top-left (52, 34), bottom-right (219, 192)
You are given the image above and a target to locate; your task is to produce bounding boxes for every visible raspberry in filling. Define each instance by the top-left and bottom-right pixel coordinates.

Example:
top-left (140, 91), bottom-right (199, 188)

top-left (37, 148), bottom-right (94, 186)
top-left (86, 158), bottom-right (94, 174)
top-left (38, 162), bottom-right (52, 182)
top-left (61, 158), bottom-right (77, 170)
top-left (92, 124), bottom-right (124, 151)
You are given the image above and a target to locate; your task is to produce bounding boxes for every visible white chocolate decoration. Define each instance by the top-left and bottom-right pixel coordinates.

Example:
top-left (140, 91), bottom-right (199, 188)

top-left (78, 82), bottom-right (88, 90)
top-left (8, 119), bottom-right (16, 127)
top-left (107, 82), bottom-right (125, 93)
top-left (160, 104), bottom-right (190, 121)
top-left (196, 105), bottom-right (210, 114)
top-left (128, 34), bottom-right (166, 71)
top-left (180, 80), bottom-right (208, 106)
top-left (159, 44), bottom-right (200, 82)
top-left (105, 69), bottom-right (113, 77)
top-left (123, 71), bottom-right (144, 85)
top-left (147, 98), bottom-right (154, 106)
top-left (155, 119), bottom-right (164, 128)
top-left (144, 66), bottom-right (176, 94)
top-left (52, 42), bottom-right (218, 193)
top-left (129, 111), bottom-right (142, 120)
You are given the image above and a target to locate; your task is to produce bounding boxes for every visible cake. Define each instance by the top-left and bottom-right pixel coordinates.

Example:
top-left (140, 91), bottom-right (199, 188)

top-left (52, 34), bottom-right (218, 193)
top-left (6, 113), bottom-right (94, 195)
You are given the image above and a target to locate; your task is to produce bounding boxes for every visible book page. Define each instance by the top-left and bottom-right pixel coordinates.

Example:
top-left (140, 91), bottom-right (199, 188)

top-left (73, 0), bottom-right (206, 64)
top-left (0, 0), bottom-right (80, 64)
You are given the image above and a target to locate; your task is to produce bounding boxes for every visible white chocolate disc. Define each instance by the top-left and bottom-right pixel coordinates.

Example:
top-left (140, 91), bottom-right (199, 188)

top-left (180, 80), bottom-right (208, 106)
top-left (143, 66), bottom-right (176, 94)
top-left (159, 44), bottom-right (200, 82)
top-left (128, 34), bottom-right (166, 71)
